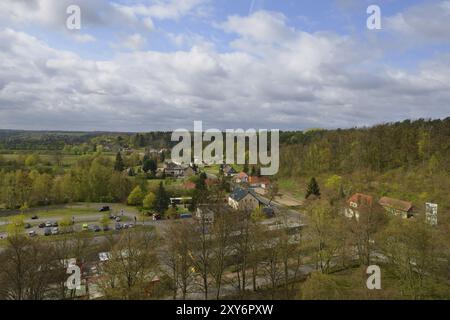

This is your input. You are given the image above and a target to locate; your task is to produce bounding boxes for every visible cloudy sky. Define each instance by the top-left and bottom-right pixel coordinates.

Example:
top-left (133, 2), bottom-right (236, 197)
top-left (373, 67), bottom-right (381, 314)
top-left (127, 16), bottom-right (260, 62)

top-left (0, 0), bottom-right (449, 131)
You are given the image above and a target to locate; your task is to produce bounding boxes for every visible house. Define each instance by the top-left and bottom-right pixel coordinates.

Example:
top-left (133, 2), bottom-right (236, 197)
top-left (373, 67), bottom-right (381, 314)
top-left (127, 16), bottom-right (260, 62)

top-left (164, 162), bottom-right (185, 178)
top-left (379, 197), bottom-right (414, 219)
top-left (165, 164), bottom-right (198, 178)
top-left (345, 193), bottom-right (374, 220)
top-left (228, 187), bottom-right (271, 211)
top-left (234, 172), bottom-right (249, 184)
top-left (223, 165), bottom-right (237, 177)
top-left (249, 176), bottom-right (271, 189)
top-left (195, 204), bottom-right (224, 224)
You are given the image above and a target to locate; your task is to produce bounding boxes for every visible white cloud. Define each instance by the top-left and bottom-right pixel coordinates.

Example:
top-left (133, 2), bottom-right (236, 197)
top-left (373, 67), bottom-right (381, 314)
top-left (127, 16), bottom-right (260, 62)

top-left (386, 1), bottom-right (450, 42)
top-left (120, 33), bottom-right (147, 50)
top-left (0, 9), bottom-right (449, 131)
top-left (72, 33), bottom-right (96, 43)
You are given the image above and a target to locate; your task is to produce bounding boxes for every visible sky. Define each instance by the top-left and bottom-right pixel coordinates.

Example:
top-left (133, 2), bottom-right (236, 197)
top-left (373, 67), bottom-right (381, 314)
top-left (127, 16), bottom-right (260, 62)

top-left (0, 0), bottom-right (450, 132)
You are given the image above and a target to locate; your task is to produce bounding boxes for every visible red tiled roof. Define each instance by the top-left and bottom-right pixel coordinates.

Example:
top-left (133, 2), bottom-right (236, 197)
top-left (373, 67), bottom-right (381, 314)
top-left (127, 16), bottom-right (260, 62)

top-left (183, 181), bottom-right (196, 190)
top-left (237, 172), bottom-right (249, 179)
top-left (379, 197), bottom-right (413, 212)
top-left (347, 193), bottom-right (374, 207)
top-left (249, 176), bottom-right (271, 185)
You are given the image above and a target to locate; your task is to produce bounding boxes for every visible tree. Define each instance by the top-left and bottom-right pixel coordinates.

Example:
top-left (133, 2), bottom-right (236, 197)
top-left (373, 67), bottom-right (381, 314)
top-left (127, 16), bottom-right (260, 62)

top-left (143, 159), bottom-right (157, 175)
top-left (192, 173), bottom-right (208, 210)
top-left (306, 200), bottom-right (344, 274)
top-left (300, 272), bottom-right (341, 300)
top-left (210, 206), bottom-right (234, 299)
top-left (98, 229), bottom-right (160, 299)
top-left (305, 177), bottom-right (321, 199)
top-left (127, 186), bottom-right (145, 206)
top-left (25, 153), bottom-right (40, 167)
top-left (162, 221), bottom-right (196, 299)
top-left (154, 182), bottom-right (169, 214)
top-left (378, 217), bottom-right (448, 299)
top-left (0, 236), bottom-right (58, 300)
top-left (143, 192), bottom-right (156, 210)
top-left (114, 152), bottom-right (125, 172)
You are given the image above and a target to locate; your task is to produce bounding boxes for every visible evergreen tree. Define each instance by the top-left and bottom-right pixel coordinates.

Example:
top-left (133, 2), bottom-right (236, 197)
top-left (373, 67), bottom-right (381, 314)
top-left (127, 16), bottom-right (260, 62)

top-left (143, 158), bottom-right (157, 175)
top-left (155, 182), bottom-right (169, 214)
top-left (192, 173), bottom-right (208, 210)
top-left (306, 177), bottom-right (321, 199)
top-left (114, 152), bottom-right (125, 172)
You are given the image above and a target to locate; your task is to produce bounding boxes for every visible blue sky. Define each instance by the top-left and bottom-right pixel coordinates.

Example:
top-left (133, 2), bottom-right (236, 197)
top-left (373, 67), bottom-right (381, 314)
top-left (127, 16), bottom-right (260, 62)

top-left (0, 0), bottom-right (449, 131)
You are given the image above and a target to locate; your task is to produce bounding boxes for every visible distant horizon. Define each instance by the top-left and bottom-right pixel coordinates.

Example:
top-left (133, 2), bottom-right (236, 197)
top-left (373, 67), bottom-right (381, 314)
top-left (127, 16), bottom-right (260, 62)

top-left (0, 116), bottom-right (448, 134)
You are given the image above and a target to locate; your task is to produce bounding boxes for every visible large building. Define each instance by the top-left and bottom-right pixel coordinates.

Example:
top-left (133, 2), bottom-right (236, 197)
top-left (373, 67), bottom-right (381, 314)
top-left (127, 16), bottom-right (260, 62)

top-left (228, 187), bottom-right (271, 211)
top-left (379, 197), bottom-right (414, 219)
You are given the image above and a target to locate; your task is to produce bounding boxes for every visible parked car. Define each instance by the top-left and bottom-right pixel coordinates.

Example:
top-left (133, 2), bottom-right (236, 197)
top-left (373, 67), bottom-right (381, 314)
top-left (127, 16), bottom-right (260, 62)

top-left (52, 221), bottom-right (58, 227)
top-left (38, 222), bottom-right (46, 228)
top-left (24, 223), bottom-right (32, 229)
top-left (115, 217), bottom-right (121, 222)
top-left (28, 230), bottom-right (37, 237)
top-left (115, 222), bottom-right (122, 231)
top-left (99, 206), bottom-right (110, 212)
top-left (44, 228), bottom-right (51, 236)
top-left (109, 214), bottom-right (117, 220)
top-left (102, 225), bottom-right (110, 232)
top-left (92, 225), bottom-right (101, 232)
top-left (153, 214), bottom-right (162, 221)
top-left (180, 214), bottom-right (193, 219)
top-left (82, 224), bottom-right (88, 231)
top-left (45, 221), bottom-right (52, 227)
top-left (31, 215), bottom-right (39, 220)
top-left (51, 227), bottom-right (59, 235)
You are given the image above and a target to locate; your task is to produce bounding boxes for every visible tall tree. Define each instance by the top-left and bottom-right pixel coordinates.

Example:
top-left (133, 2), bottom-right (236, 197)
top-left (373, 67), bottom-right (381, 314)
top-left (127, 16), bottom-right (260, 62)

top-left (154, 182), bottom-right (169, 214)
top-left (114, 152), bottom-right (125, 172)
top-left (305, 177), bottom-right (321, 199)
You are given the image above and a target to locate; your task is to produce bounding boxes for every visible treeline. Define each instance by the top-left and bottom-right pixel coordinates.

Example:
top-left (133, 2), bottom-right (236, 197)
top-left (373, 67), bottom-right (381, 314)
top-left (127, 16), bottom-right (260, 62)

top-left (279, 118), bottom-right (450, 176)
top-left (0, 130), bottom-right (174, 151)
top-left (0, 153), bottom-right (133, 208)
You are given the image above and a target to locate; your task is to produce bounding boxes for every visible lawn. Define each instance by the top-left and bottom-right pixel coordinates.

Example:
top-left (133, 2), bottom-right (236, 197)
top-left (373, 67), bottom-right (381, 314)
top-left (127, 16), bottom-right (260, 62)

top-left (278, 177), bottom-right (305, 199)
